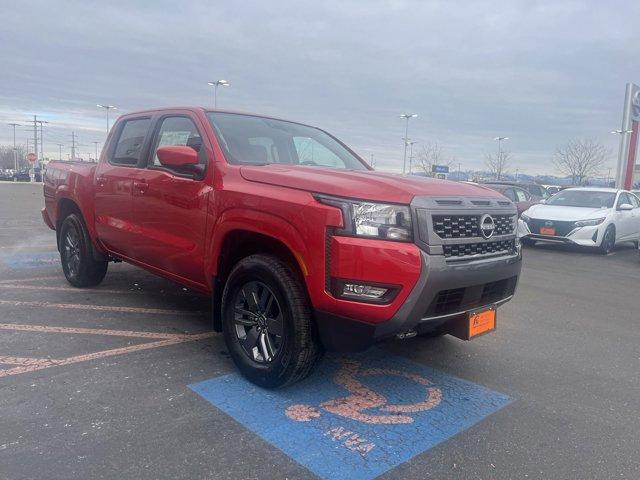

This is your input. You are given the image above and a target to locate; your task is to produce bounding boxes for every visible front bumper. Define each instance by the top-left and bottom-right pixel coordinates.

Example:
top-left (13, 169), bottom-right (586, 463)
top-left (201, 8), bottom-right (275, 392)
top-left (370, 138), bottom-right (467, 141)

top-left (315, 249), bottom-right (522, 351)
top-left (518, 218), bottom-right (602, 247)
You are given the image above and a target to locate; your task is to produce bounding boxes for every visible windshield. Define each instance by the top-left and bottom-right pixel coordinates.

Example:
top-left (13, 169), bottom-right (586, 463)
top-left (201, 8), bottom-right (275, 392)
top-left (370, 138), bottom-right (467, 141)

top-left (207, 112), bottom-right (369, 171)
top-left (546, 190), bottom-right (616, 208)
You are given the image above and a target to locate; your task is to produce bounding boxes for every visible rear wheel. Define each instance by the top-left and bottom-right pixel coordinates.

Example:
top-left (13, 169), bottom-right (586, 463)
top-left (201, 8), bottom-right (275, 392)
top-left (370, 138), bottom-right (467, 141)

top-left (221, 254), bottom-right (323, 388)
top-left (59, 213), bottom-right (108, 287)
top-left (598, 225), bottom-right (616, 255)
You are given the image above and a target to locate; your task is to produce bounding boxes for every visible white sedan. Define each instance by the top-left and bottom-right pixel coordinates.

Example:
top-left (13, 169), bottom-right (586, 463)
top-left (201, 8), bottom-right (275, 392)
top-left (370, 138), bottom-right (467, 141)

top-left (518, 188), bottom-right (640, 254)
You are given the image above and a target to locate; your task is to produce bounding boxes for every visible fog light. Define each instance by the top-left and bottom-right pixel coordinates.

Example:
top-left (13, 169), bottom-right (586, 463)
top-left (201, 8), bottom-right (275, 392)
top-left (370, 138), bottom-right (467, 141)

top-left (330, 278), bottom-right (399, 304)
top-left (343, 283), bottom-right (388, 299)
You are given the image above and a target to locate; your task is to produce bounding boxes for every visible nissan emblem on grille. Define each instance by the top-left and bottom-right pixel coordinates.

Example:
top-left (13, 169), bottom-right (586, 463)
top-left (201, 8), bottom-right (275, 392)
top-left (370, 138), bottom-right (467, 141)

top-left (479, 214), bottom-right (496, 239)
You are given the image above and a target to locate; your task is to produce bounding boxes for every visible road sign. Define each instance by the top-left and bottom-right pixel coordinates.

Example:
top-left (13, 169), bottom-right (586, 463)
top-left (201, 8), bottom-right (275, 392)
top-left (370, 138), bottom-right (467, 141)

top-left (431, 164), bottom-right (449, 173)
top-left (26, 153), bottom-right (37, 163)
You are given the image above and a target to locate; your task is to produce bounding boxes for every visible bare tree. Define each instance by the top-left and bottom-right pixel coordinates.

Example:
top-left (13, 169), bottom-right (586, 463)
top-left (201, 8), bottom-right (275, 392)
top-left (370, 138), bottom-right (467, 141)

top-left (553, 139), bottom-right (609, 185)
top-left (414, 142), bottom-right (454, 175)
top-left (484, 150), bottom-right (511, 180)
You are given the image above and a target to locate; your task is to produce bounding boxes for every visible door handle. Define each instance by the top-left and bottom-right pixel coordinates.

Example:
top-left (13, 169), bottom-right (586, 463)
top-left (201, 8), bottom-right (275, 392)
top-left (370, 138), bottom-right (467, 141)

top-left (96, 175), bottom-right (106, 187)
top-left (133, 180), bottom-right (149, 194)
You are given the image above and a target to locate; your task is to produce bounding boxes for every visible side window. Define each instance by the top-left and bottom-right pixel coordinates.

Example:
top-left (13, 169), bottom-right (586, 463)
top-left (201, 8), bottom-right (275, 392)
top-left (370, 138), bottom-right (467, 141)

top-left (111, 118), bottom-right (151, 166)
top-left (293, 137), bottom-right (346, 168)
top-left (617, 193), bottom-right (631, 208)
top-left (502, 188), bottom-right (516, 201)
top-left (514, 188), bottom-right (529, 202)
top-left (151, 116), bottom-right (203, 166)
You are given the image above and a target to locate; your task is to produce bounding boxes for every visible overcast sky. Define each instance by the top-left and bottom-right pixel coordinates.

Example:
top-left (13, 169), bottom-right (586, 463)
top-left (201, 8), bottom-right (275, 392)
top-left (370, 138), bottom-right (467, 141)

top-left (1, 0), bottom-right (639, 174)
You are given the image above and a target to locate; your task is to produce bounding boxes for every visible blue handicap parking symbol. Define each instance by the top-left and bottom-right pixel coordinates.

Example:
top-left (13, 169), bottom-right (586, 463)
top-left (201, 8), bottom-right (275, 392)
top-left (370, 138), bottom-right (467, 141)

top-left (190, 349), bottom-right (511, 480)
top-left (1, 251), bottom-right (59, 269)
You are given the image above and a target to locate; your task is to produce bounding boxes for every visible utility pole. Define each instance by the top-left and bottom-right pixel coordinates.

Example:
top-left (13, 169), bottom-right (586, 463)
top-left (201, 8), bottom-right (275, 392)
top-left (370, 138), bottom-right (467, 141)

top-left (92, 141), bottom-right (100, 162)
top-left (7, 123), bottom-right (20, 171)
top-left (56, 143), bottom-right (64, 160)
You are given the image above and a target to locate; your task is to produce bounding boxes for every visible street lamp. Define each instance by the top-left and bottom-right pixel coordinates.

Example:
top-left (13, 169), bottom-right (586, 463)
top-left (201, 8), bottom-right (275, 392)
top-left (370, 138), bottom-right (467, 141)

top-left (97, 104), bottom-right (117, 134)
top-left (208, 80), bottom-right (230, 108)
top-left (405, 140), bottom-right (418, 174)
top-left (400, 113), bottom-right (417, 174)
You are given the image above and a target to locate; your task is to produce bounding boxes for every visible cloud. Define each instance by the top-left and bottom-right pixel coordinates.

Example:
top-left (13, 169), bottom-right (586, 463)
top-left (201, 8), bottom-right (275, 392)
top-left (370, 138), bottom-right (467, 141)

top-left (0, 0), bottom-right (638, 173)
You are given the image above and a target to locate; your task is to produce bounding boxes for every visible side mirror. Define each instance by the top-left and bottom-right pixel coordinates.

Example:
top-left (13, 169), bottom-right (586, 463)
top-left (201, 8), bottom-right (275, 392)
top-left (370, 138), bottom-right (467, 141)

top-left (539, 199), bottom-right (546, 204)
top-left (618, 203), bottom-right (633, 211)
top-left (156, 146), bottom-right (199, 167)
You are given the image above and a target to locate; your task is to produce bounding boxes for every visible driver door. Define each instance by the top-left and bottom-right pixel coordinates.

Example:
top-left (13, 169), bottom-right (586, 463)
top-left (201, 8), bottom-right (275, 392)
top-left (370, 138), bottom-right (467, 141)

top-left (130, 114), bottom-right (212, 286)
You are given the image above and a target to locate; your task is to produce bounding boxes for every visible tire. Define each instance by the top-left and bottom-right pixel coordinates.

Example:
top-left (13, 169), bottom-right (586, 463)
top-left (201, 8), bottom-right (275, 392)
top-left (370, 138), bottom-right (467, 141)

top-left (521, 237), bottom-right (536, 247)
top-left (598, 225), bottom-right (616, 255)
top-left (221, 254), bottom-right (323, 388)
top-left (59, 213), bottom-right (108, 287)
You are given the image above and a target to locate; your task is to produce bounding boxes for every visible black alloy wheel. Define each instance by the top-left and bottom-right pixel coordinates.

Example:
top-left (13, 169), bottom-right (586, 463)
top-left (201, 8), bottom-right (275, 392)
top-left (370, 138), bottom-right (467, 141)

top-left (233, 281), bottom-right (284, 363)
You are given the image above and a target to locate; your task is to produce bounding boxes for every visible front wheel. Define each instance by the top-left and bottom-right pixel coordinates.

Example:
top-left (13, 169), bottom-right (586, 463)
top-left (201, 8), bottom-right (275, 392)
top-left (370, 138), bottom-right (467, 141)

top-left (59, 213), bottom-right (108, 287)
top-left (598, 225), bottom-right (616, 255)
top-left (221, 254), bottom-right (323, 388)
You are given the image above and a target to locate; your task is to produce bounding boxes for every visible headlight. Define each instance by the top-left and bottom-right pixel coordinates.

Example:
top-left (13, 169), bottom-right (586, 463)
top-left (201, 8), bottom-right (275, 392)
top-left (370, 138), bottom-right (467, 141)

top-left (521, 213), bottom-right (531, 222)
top-left (574, 217), bottom-right (606, 227)
top-left (315, 194), bottom-right (412, 241)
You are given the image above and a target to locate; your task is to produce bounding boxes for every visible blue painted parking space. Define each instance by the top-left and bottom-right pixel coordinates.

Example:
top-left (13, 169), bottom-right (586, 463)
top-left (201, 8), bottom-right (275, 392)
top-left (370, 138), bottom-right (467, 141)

top-left (190, 349), bottom-right (511, 480)
top-left (0, 251), bottom-right (59, 269)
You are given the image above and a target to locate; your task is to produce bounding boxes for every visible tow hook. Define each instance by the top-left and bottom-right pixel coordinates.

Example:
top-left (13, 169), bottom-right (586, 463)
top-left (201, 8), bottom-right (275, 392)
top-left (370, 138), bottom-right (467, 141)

top-left (396, 330), bottom-right (417, 340)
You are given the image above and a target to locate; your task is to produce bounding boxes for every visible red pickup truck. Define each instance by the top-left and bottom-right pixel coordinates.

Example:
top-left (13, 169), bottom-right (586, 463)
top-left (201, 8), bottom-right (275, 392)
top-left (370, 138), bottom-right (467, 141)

top-left (42, 107), bottom-right (521, 387)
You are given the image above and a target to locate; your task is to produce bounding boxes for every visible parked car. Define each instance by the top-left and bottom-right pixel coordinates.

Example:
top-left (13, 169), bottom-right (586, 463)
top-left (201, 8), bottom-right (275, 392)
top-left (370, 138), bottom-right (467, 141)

top-left (42, 107), bottom-right (522, 387)
top-left (519, 188), bottom-right (640, 253)
top-left (12, 167), bottom-right (42, 182)
top-left (481, 183), bottom-right (538, 216)
top-left (482, 181), bottom-right (550, 200)
top-left (0, 169), bottom-right (14, 181)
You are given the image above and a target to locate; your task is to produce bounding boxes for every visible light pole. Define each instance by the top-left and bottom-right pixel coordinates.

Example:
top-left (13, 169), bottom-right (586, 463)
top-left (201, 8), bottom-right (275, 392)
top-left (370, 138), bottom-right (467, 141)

top-left (208, 80), bottom-right (230, 109)
top-left (407, 140), bottom-right (418, 174)
top-left (400, 113), bottom-right (417, 174)
top-left (7, 123), bottom-right (19, 171)
top-left (55, 143), bottom-right (64, 161)
top-left (493, 136), bottom-right (509, 180)
top-left (92, 141), bottom-right (101, 162)
top-left (97, 104), bottom-right (117, 134)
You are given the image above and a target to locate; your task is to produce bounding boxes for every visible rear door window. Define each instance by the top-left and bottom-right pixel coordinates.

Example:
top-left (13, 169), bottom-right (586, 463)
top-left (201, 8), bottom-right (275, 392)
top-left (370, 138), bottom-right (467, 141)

top-left (111, 118), bottom-right (151, 166)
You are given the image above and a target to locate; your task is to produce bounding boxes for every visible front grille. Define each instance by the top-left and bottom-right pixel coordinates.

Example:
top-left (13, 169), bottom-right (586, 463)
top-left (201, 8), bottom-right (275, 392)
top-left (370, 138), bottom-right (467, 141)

top-left (425, 276), bottom-right (518, 317)
top-left (526, 219), bottom-right (575, 237)
top-left (443, 239), bottom-right (516, 258)
top-left (433, 214), bottom-right (514, 239)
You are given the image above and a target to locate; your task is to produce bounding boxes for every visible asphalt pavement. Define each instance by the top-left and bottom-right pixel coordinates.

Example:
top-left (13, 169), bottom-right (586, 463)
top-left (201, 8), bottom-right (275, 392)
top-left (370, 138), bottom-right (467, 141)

top-left (1, 182), bottom-right (639, 480)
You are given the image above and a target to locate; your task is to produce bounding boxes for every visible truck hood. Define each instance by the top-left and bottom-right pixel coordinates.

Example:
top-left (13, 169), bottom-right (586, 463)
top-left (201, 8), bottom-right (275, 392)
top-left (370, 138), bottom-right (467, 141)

top-left (524, 204), bottom-right (611, 221)
top-left (239, 165), bottom-right (502, 204)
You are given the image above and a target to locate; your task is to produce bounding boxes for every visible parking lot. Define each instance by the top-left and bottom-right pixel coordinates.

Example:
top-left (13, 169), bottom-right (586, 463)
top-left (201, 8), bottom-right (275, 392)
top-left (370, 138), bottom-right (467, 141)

top-left (1, 182), bottom-right (639, 479)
